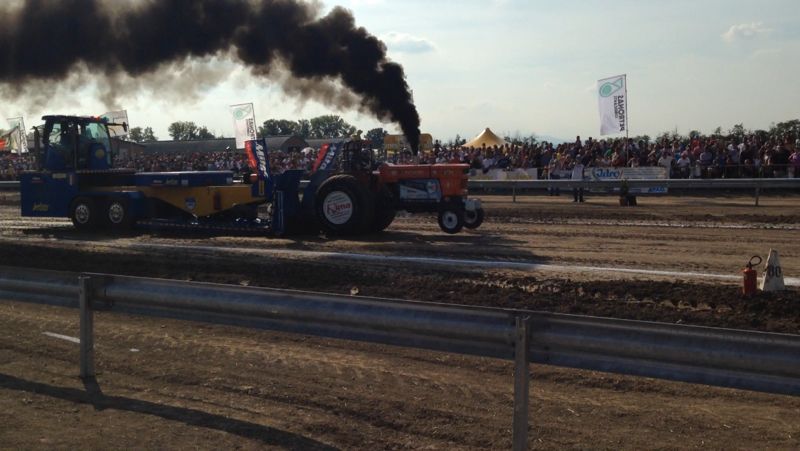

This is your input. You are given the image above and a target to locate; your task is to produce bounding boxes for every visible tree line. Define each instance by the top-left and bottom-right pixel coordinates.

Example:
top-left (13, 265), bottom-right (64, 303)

top-left (127, 114), bottom-right (388, 147)
top-left (128, 117), bottom-right (800, 148)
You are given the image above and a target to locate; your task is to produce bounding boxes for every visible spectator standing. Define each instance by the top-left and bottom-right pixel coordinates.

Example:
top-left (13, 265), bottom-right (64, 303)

top-left (548, 154), bottom-right (562, 196)
top-left (698, 147), bottom-right (713, 178)
top-left (677, 152), bottom-right (692, 178)
top-left (771, 142), bottom-right (790, 177)
top-left (789, 144), bottom-right (800, 178)
top-left (571, 157), bottom-right (585, 202)
top-left (658, 151), bottom-right (673, 178)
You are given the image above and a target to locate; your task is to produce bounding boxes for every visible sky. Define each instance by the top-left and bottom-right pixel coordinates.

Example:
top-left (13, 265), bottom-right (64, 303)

top-left (3, 0), bottom-right (799, 143)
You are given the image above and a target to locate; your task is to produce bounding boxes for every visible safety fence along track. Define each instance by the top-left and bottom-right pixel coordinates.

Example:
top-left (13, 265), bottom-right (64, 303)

top-left (0, 266), bottom-right (799, 451)
top-left (4, 178), bottom-right (800, 190)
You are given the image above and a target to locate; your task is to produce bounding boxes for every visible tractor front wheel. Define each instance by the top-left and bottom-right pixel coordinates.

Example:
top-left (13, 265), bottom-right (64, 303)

top-left (437, 207), bottom-right (464, 234)
top-left (464, 207), bottom-right (485, 229)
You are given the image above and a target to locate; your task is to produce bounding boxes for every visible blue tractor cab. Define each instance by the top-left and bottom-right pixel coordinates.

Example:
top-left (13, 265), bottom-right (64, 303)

top-left (39, 115), bottom-right (118, 172)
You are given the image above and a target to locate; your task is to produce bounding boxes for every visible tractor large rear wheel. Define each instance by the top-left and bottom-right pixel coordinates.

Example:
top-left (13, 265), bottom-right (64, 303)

top-left (372, 207), bottom-right (396, 232)
top-left (315, 175), bottom-right (374, 236)
top-left (371, 187), bottom-right (396, 232)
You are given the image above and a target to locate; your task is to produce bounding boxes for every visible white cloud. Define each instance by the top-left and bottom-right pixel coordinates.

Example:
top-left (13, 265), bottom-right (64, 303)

top-left (722, 22), bottom-right (771, 43)
top-left (381, 32), bottom-right (436, 54)
top-left (347, 0), bottom-right (384, 6)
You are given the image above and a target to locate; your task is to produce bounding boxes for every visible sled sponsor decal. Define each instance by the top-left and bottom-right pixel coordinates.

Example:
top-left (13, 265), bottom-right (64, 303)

top-left (323, 191), bottom-right (353, 225)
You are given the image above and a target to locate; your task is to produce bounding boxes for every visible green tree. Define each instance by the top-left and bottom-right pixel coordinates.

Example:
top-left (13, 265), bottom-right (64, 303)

top-left (128, 127), bottom-right (143, 142)
top-left (259, 119), bottom-right (300, 137)
top-left (128, 126), bottom-right (158, 143)
top-left (308, 115), bottom-right (356, 139)
top-left (196, 126), bottom-right (216, 140)
top-left (365, 127), bottom-right (388, 147)
top-left (770, 119), bottom-right (800, 140)
top-left (656, 131), bottom-right (673, 143)
top-left (168, 121), bottom-right (199, 141)
top-left (167, 122), bottom-right (215, 140)
top-left (447, 134), bottom-right (466, 146)
top-left (296, 119), bottom-right (311, 139)
top-left (729, 123), bottom-right (746, 138)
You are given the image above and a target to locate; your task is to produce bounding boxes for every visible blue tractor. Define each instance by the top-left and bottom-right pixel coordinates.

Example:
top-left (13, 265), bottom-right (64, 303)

top-left (20, 115), bottom-right (306, 234)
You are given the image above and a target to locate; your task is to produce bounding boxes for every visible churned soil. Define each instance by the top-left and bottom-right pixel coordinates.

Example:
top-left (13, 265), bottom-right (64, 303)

top-left (0, 193), bottom-right (798, 449)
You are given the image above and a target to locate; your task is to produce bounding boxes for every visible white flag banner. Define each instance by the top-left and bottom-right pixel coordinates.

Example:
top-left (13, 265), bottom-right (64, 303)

top-left (597, 74), bottom-right (628, 136)
top-left (101, 110), bottom-right (129, 138)
top-left (230, 103), bottom-right (257, 149)
top-left (6, 117), bottom-right (27, 153)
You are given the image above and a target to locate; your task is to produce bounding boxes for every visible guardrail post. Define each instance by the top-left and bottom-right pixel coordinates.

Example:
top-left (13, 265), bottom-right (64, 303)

top-left (79, 275), bottom-right (95, 379)
top-left (512, 315), bottom-right (531, 451)
top-left (755, 186), bottom-right (760, 207)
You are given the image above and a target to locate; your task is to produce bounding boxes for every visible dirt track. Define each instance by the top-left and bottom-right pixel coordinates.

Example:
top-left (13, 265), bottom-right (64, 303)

top-left (1, 193), bottom-right (799, 449)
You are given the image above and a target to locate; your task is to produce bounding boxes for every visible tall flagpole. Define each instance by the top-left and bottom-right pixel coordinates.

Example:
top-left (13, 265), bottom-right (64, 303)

top-left (624, 74), bottom-right (629, 142)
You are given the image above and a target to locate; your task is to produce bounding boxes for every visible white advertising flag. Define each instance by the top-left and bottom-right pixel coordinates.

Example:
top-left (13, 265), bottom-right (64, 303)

top-left (230, 103), bottom-right (257, 149)
top-left (6, 117), bottom-right (27, 153)
top-left (597, 75), bottom-right (628, 136)
top-left (100, 110), bottom-right (129, 138)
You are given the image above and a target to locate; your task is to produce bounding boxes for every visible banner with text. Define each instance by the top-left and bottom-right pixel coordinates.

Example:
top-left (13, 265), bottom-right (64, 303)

top-left (598, 74), bottom-right (627, 136)
top-left (588, 166), bottom-right (667, 194)
top-left (6, 117), bottom-right (26, 153)
top-left (230, 103), bottom-right (257, 149)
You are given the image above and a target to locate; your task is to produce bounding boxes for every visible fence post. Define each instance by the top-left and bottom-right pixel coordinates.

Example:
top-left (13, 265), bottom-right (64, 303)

top-left (512, 182), bottom-right (517, 203)
top-left (512, 315), bottom-right (531, 451)
top-left (79, 275), bottom-right (95, 379)
top-left (755, 186), bottom-right (760, 207)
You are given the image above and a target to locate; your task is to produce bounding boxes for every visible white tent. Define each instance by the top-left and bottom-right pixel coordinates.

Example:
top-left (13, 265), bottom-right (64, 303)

top-left (462, 128), bottom-right (508, 148)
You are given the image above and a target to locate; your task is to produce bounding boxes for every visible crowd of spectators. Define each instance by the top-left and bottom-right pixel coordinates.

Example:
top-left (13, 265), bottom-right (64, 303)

top-left (113, 149), bottom-right (317, 177)
top-left (414, 134), bottom-right (800, 179)
top-left (0, 153), bottom-right (35, 180)
top-left (2, 133), bottom-right (799, 180)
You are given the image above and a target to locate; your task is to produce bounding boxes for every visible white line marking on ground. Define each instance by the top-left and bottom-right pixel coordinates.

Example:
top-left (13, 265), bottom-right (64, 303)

top-left (42, 331), bottom-right (80, 344)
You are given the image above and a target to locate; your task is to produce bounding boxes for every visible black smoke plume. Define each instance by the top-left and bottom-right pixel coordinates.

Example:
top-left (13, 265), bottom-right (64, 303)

top-left (0, 0), bottom-right (421, 152)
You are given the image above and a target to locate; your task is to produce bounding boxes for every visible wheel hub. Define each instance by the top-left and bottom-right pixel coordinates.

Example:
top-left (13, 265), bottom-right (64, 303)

top-left (323, 191), bottom-right (354, 225)
top-left (442, 211), bottom-right (458, 228)
top-left (74, 204), bottom-right (90, 224)
top-left (108, 202), bottom-right (125, 224)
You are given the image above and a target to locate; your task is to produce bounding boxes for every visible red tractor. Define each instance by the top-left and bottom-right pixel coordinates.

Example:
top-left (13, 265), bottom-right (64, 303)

top-left (306, 140), bottom-right (484, 235)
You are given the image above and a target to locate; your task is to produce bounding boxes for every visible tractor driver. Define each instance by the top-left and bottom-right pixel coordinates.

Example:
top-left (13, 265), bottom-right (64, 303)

top-left (77, 124), bottom-right (97, 169)
top-left (43, 122), bottom-right (76, 170)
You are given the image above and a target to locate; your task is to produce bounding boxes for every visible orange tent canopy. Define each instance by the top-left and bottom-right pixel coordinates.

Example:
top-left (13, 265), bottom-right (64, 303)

top-left (462, 128), bottom-right (508, 148)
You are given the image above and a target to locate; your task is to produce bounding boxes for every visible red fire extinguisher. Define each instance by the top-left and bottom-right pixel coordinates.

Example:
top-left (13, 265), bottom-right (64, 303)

top-left (742, 255), bottom-right (762, 296)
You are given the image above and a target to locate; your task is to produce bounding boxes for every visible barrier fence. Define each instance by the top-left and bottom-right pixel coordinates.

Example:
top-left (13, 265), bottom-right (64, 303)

top-left (3, 177), bottom-right (800, 195)
top-left (0, 266), bottom-right (798, 450)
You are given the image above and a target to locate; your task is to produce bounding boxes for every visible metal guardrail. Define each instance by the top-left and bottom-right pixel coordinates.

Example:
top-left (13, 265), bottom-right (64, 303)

top-left (0, 267), bottom-right (798, 450)
top-left (471, 178), bottom-right (800, 205)
top-left (5, 178), bottom-right (799, 191)
top-left (468, 178), bottom-right (800, 190)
